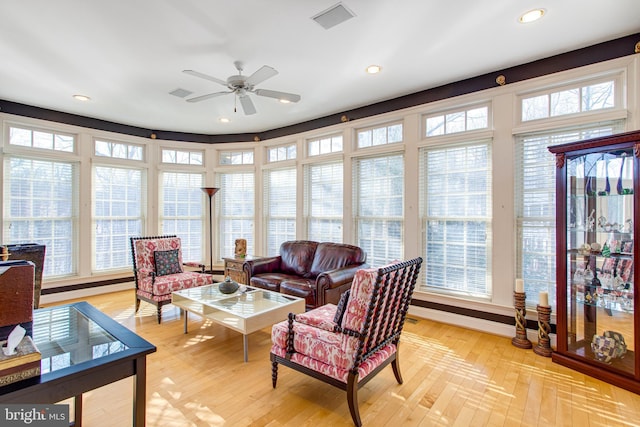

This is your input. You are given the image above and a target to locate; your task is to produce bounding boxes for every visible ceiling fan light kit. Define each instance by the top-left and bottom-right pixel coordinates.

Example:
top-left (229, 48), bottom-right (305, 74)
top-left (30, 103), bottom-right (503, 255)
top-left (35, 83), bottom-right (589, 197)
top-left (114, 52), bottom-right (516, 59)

top-left (183, 61), bottom-right (301, 115)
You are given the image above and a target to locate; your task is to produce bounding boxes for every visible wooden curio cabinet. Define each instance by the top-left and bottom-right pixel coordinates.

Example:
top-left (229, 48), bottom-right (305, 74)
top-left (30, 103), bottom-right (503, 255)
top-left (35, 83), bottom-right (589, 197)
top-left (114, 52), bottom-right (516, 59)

top-left (549, 130), bottom-right (640, 393)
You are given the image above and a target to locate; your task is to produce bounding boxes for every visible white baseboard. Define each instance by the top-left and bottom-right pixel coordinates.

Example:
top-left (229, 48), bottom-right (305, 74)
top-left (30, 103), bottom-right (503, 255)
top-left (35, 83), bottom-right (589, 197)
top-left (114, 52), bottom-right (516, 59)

top-left (39, 282), bottom-right (134, 305)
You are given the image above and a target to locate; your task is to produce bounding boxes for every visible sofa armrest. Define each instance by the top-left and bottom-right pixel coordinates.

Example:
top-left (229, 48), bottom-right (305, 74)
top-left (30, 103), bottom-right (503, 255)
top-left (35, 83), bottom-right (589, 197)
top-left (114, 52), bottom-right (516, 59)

top-left (315, 264), bottom-right (367, 306)
top-left (317, 264), bottom-right (367, 289)
top-left (243, 256), bottom-right (281, 276)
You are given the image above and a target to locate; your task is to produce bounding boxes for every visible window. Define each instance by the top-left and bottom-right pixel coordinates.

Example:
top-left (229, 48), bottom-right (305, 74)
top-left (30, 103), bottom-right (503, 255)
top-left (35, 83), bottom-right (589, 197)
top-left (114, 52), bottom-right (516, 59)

top-left (219, 150), bottom-right (254, 165)
top-left (267, 143), bottom-right (296, 162)
top-left (515, 121), bottom-right (624, 306)
top-left (219, 172), bottom-right (255, 258)
top-left (160, 172), bottom-right (204, 262)
top-left (95, 140), bottom-right (143, 160)
top-left (353, 154), bottom-right (403, 266)
top-left (308, 135), bottom-right (343, 156)
top-left (93, 166), bottom-right (145, 271)
top-left (357, 123), bottom-right (403, 148)
top-left (9, 126), bottom-right (74, 152)
top-left (420, 142), bottom-right (492, 297)
top-left (3, 157), bottom-right (77, 277)
top-left (521, 79), bottom-right (616, 122)
top-left (264, 168), bottom-right (296, 256)
top-left (425, 105), bottom-right (489, 137)
top-left (305, 162), bottom-right (343, 242)
top-left (161, 149), bottom-right (203, 165)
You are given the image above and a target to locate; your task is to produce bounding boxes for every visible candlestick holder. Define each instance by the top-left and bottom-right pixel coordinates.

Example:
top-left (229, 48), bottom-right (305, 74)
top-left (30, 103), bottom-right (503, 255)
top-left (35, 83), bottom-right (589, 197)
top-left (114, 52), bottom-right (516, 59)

top-left (512, 291), bottom-right (532, 349)
top-left (534, 305), bottom-right (553, 357)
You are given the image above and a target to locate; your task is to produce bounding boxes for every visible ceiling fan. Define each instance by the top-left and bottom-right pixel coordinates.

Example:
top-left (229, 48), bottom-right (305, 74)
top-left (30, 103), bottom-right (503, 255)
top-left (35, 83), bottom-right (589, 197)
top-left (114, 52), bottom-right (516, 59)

top-left (183, 61), bottom-right (301, 115)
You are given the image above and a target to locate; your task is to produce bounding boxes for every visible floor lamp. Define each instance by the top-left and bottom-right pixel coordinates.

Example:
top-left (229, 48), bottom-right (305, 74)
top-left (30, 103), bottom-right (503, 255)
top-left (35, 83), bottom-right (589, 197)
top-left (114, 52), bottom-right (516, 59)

top-left (201, 187), bottom-right (220, 274)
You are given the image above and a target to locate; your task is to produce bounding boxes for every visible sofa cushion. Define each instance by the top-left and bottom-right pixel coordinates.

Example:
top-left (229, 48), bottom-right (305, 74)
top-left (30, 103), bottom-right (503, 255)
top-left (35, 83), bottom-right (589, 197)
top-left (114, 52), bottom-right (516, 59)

top-left (280, 278), bottom-right (317, 307)
top-left (250, 273), bottom-right (302, 292)
top-left (310, 242), bottom-right (366, 277)
top-left (154, 249), bottom-right (183, 276)
top-left (280, 241), bottom-right (318, 278)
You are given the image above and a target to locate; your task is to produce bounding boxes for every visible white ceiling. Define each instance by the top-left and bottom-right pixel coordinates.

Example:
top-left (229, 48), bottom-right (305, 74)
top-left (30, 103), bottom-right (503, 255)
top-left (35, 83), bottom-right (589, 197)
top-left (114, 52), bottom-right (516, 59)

top-left (1, 1), bottom-right (639, 136)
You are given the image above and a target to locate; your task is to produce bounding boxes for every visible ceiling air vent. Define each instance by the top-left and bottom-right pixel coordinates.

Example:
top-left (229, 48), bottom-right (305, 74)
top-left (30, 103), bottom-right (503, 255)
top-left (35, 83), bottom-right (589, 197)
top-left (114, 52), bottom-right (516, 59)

top-left (311, 2), bottom-right (356, 30)
top-left (169, 88), bottom-right (193, 98)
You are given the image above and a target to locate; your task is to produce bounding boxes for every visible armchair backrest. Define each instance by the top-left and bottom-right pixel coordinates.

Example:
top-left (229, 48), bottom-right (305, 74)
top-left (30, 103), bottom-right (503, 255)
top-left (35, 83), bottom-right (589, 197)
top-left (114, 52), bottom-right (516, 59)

top-left (340, 257), bottom-right (422, 370)
top-left (130, 235), bottom-right (183, 284)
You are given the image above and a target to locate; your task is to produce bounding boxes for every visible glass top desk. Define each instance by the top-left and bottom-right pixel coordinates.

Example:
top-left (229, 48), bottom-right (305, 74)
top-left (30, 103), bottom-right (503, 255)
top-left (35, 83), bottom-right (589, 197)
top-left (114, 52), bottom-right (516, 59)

top-left (0, 301), bottom-right (156, 427)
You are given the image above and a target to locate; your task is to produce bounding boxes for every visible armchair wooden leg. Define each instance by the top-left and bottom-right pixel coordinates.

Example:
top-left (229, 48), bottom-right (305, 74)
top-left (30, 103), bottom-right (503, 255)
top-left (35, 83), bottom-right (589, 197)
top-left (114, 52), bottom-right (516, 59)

top-left (135, 298), bottom-right (141, 313)
top-left (346, 373), bottom-right (362, 427)
top-left (156, 306), bottom-right (162, 324)
top-left (391, 352), bottom-right (403, 384)
top-left (271, 361), bottom-right (278, 388)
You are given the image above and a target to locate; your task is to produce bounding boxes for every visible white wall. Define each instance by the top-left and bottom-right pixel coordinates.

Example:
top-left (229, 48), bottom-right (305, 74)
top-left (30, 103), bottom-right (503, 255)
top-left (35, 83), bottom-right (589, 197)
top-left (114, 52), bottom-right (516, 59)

top-left (3, 54), bottom-right (640, 338)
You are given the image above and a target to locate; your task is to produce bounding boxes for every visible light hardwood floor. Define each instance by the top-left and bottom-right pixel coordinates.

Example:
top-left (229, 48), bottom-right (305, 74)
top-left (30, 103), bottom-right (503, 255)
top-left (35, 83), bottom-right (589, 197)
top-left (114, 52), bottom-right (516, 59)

top-left (45, 290), bottom-right (640, 426)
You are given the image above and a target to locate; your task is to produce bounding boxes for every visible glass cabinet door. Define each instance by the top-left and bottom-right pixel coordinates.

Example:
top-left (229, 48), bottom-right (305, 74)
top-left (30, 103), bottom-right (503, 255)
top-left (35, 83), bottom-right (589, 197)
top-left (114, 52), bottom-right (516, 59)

top-left (565, 148), bottom-right (634, 373)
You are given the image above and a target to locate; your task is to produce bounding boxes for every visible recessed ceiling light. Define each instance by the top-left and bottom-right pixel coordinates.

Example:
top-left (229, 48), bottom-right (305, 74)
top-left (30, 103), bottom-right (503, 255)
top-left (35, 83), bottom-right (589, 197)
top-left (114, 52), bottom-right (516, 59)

top-left (73, 94), bottom-right (91, 101)
top-left (279, 99), bottom-right (291, 104)
top-left (366, 65), bottom-right (382, 74)
top-left (219, 117), bottom-right (230, 123)
top-left (519, 9), bottom-right (545, 23)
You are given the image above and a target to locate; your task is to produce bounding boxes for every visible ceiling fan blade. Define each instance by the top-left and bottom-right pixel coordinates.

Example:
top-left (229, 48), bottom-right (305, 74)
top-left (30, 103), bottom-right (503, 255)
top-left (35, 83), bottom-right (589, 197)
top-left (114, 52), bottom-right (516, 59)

top-left (245, 65), bottom-right (278, 86)
top-left (239, 95), bottom-right (257, 115)
top-left (255, 89), bottom-right (301, 103)
top-left (186, 91), bottom-right (230, 103)
top-left (183, 70), bottom-right (227, 86)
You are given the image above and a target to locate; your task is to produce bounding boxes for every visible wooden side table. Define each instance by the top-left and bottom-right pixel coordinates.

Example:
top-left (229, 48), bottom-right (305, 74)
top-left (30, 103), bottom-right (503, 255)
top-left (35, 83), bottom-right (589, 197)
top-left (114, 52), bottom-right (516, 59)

top-left (224, 256), bottom-right (262, 284)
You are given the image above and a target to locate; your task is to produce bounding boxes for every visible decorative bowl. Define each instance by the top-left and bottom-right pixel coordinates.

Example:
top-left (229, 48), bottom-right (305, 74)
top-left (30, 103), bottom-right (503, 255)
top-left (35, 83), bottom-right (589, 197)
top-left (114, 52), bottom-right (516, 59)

top-left (218, 276), bottom-right (239, 294)
top-left (591, 332), bottom-right (626, 364)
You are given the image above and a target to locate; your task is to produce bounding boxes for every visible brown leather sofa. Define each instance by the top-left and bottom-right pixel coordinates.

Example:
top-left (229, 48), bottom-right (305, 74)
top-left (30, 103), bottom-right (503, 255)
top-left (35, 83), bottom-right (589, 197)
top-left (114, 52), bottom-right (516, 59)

top-left (243, 240), bottom-right (367, 310)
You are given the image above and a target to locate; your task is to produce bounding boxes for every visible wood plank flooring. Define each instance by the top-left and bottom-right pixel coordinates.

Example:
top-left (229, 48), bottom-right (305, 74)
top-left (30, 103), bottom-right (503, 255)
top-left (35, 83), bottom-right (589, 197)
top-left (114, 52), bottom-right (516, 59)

top-left (44, 290), bottom-right (640, 426)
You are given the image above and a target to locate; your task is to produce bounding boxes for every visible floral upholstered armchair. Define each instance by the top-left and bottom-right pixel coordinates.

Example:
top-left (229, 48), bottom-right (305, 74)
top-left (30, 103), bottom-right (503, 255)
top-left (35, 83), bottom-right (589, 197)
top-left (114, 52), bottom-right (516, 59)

top-left (130, 235), bottom-right (214, 323)
top-left (270, 257), bottom-right (423, 427)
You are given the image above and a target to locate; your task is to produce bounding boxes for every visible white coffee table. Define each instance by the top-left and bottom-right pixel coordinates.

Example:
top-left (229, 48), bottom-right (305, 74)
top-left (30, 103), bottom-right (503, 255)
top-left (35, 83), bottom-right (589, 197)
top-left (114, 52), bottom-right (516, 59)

top-left (171, 283), bottom-right (305, 362)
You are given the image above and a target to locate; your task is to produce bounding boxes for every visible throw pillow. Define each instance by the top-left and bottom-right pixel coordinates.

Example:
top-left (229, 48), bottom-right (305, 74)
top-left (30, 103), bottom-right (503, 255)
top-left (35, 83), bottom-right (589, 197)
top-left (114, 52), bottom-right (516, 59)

top-left (154, 249), bottom-right (182, 276)
top-left (333, 289), bottom-right (350, 325)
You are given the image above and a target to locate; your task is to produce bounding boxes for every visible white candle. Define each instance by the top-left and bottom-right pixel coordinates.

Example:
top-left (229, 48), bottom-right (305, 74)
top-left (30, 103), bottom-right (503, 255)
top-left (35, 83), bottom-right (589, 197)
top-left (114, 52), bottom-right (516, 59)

top-left (515, 279), bottom-right (524, 293)
top-left (539, 291), bottom-right (549, 307)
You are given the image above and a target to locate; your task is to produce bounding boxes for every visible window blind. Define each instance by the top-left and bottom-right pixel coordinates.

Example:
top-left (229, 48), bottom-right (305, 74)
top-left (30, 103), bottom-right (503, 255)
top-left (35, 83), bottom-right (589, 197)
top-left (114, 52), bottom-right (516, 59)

top-left (3, 156), bottom-right (78, 277)
top-left (160, 171), bottom-right (204, 263)
top-left (264, 167), bottom-right (296, 256)
top-left (419, 141), bottom-right (492, 297)
top-left (353, 153), bottom-right (404, 266)
top-left (304, 161), bottom-right (343, 242)
top-left (93, 165), bottom-right (146, 271)
top-left (219, 172), bottom-right (255, 258)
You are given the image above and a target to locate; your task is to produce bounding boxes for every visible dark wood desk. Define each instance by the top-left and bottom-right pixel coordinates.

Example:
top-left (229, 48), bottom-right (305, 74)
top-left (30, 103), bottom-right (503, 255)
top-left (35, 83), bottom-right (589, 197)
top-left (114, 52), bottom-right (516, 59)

top-left (0, 302), bottom-right (156, 426)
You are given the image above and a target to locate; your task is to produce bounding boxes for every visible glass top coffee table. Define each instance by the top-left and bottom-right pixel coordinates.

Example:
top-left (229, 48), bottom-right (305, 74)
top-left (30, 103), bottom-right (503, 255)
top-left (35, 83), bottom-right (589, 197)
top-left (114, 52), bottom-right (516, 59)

top-left (172, 284), bottom-right (304, 362)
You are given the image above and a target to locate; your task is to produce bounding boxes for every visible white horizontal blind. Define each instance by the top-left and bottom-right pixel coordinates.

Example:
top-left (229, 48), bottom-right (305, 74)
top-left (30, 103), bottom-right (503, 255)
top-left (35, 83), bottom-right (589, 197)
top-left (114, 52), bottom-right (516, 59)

top-left (3, 156), bottom-right (78, 277)
top-left (160, 172), bottom-right (204, 263)
top-left (264, 167), bottom-right (296, 256)
top-left (419, 142), bottom-right (492, 296)
top-left (353, 153), bottom-right (404, 266)
top-left (93, 165), bottom-right (146, 271)
top-left (304, 161), bottom-right (343, 242)
top-left (515, 120), bottom-right (624, 305)
top-left (219, 172), bottom-right (255, 258)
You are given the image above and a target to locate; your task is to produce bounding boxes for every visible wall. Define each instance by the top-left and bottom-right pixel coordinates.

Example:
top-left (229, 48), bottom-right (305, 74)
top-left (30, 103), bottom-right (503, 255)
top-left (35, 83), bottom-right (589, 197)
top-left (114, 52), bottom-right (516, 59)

top-left (2, 52), bottom-right (640, 340)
